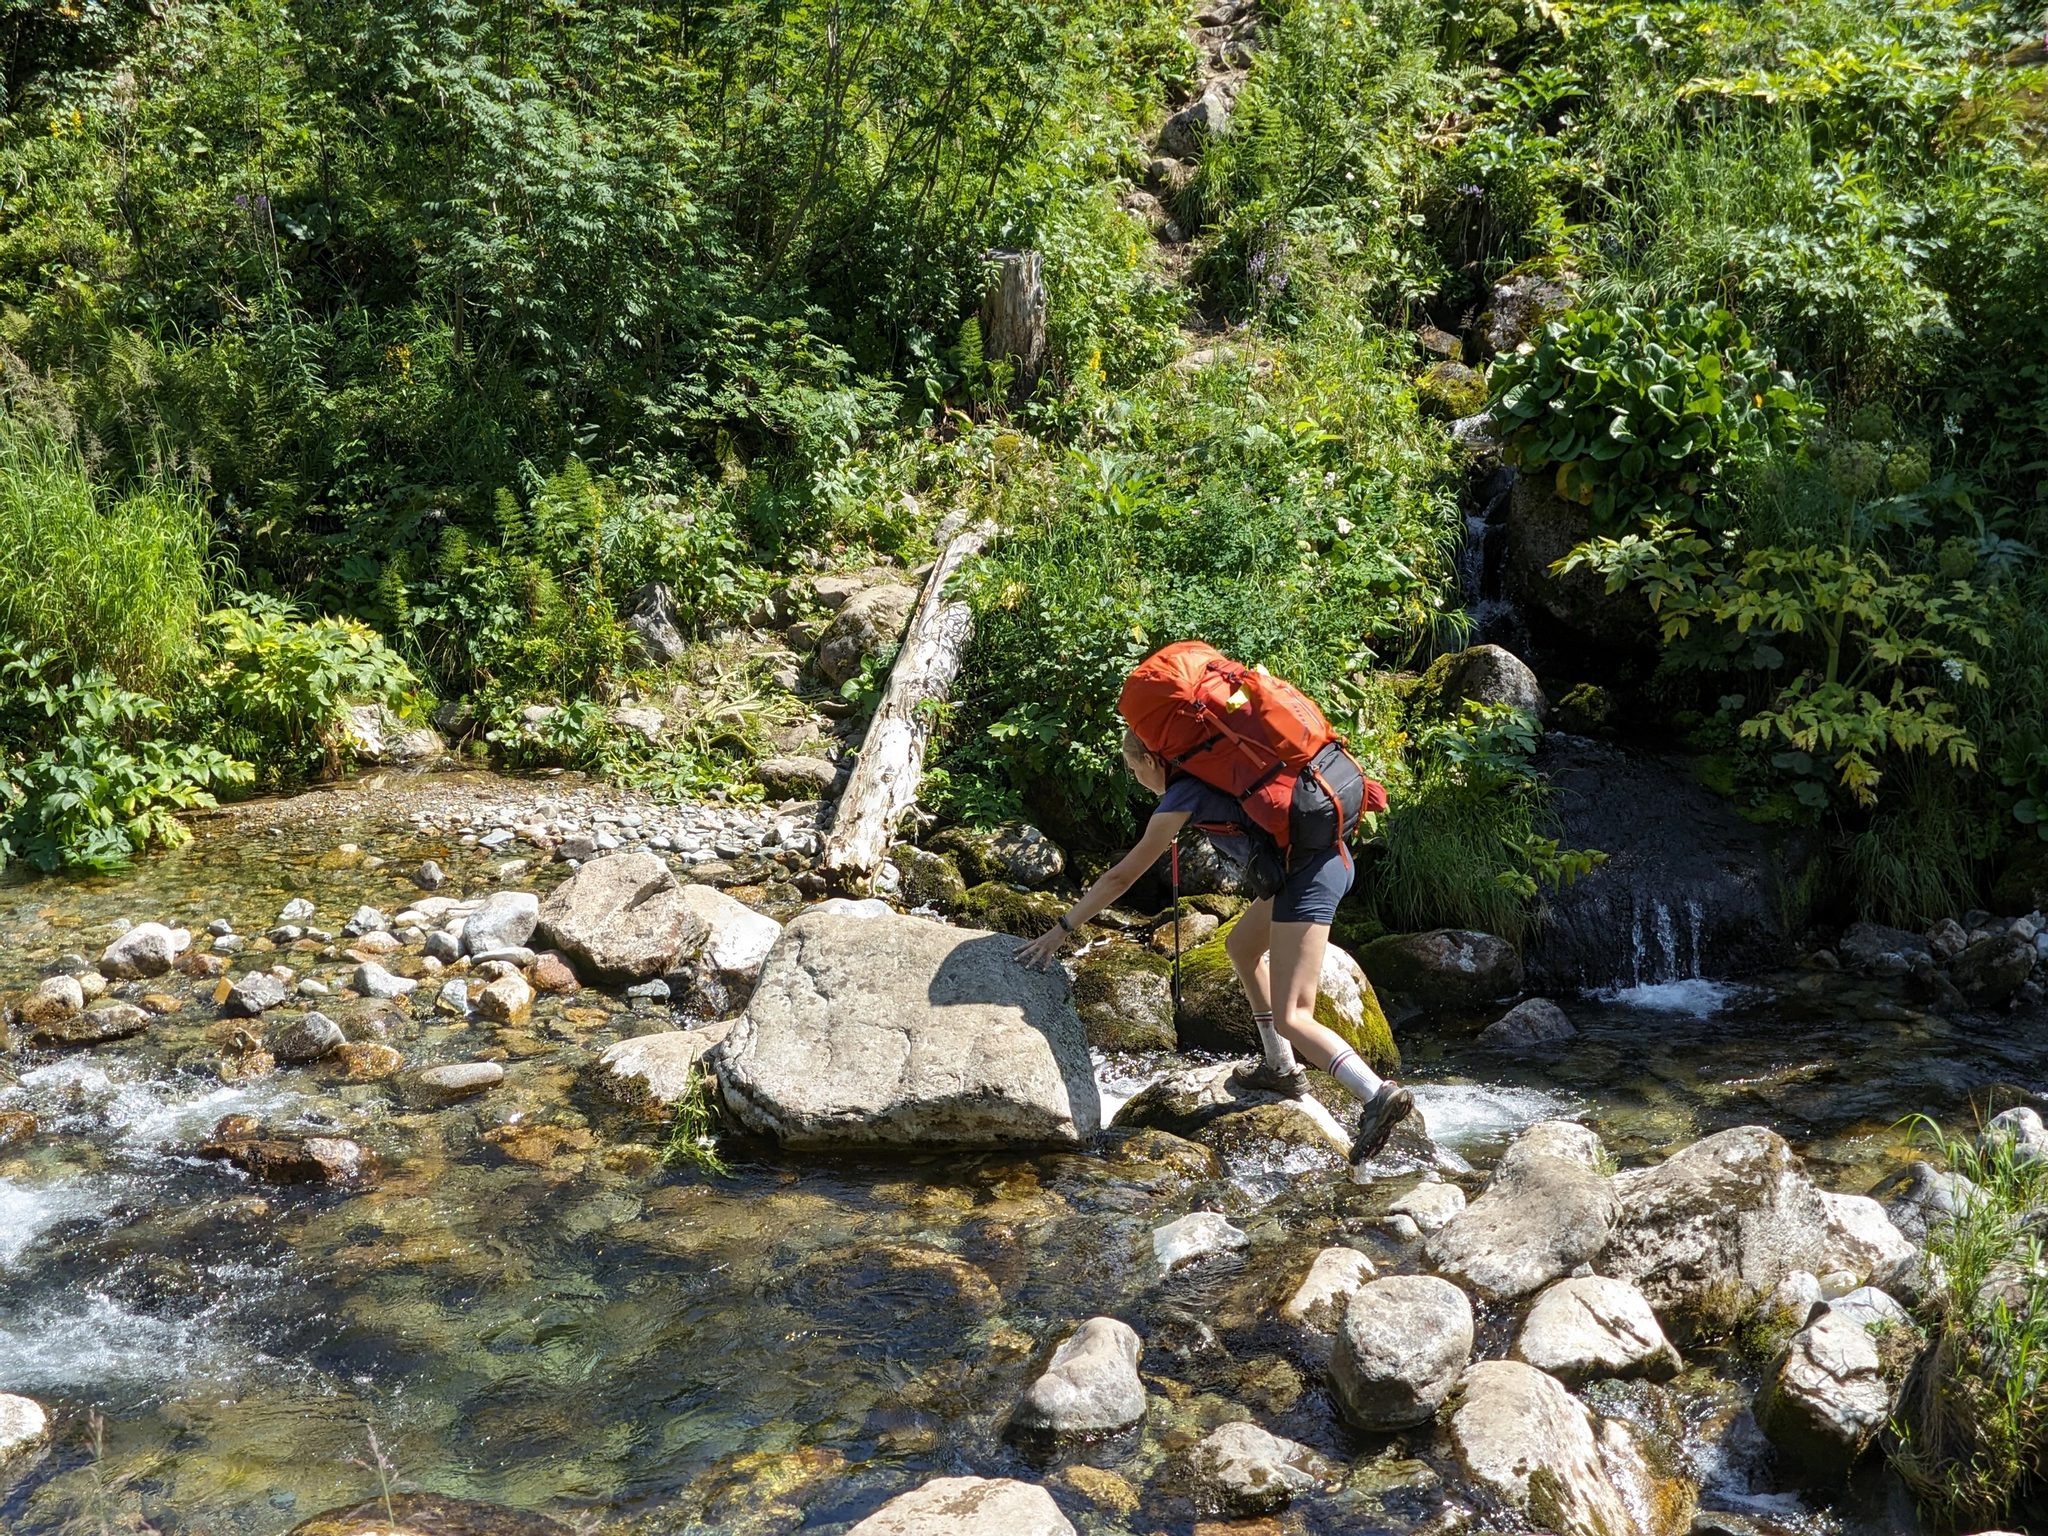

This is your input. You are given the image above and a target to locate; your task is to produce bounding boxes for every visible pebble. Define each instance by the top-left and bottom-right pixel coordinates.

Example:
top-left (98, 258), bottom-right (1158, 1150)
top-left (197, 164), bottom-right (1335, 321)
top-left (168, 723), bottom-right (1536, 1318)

top-left (279, 897), bottom-right (317, 923)
top-left (418, 1061), bottom-right (505, 1098)
top-left (474, 972), bottom-right (534, 1024)
top-left (223, 972), bottom-right (289, 1017)
top-left (436, 979), bottom-right (471, 1016)
top-left (330, 1042), bottom-right (404, 1081)
top-left (352, 962), bottom-right (416, 999)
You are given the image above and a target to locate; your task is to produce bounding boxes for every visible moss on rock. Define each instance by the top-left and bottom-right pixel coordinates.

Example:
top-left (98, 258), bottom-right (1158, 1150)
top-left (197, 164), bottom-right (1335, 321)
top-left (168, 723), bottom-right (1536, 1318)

top-left (1069, 942), bottom-right (1177, 1052)
top-left (956, 882), bottom-right (1064, 938)
top-left (893, 845), bottom-right (966, 910)
top-left (1173, 917), bottom-right (1399, 1073)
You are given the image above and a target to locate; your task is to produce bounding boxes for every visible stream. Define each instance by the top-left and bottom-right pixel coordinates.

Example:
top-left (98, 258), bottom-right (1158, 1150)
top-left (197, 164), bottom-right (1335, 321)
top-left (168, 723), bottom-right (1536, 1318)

top-left (0, 775), bottom-right (2040, 1534)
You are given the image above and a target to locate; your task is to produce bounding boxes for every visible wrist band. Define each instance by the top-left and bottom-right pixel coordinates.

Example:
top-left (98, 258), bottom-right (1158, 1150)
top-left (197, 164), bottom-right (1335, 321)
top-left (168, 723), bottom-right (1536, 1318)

top-left (1057, 912), bottom-right (1076, 933)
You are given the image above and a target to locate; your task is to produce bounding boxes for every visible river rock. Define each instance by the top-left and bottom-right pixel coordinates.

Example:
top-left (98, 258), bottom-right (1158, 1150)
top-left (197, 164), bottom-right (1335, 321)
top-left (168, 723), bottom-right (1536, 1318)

top-left (666, 887), bottom-right (781, 1017)
top-left (1450, 1360), bottom-right (1640, 1536)
top-left (1388, 1179), bottom-right (1468, 1235)
top-left (528, 951), bottom-right (579, 993)
top-left (224, 971), bottom-right (288, 1017)
top-left (844, 1476), bottom-right (1076, 1536)
top-left (1010, 1316), bottom-right (1145, 1438)
top-left (203, 1135), bottom-right (379, 1187)
top-left (1153, 1211), bottom-right (1249, 1272)
top-left (0, 1112), bottom-right (36, 1150)
top-left (1825, 1285), bottom-right (1913, 1333)
top-left (464, 891), bottom-right (540, 956)
top-left (1840, 921), bottom-right (1933, 972)
top-left (1188, 1421), bottom-right (1327, 1516)
top-left (270, 1011), bottom-right (346, 1063)
top-left (1814, 1190), bottom-right (1914, 1289)
top-left (891, 845), bottom-right (966, 909)
top-left (717, 907), bottom-right (1099, 1148)
top-left (814, 583), bottom-right (919, 685)
top-left (1331, 1274), bottom-right (1473, 1430)
top-left (1757, 1310), bottom-right (1892, 1479)
top-left (1360, 928), bottom-right (1523, 1010)
top-left (1512, 1276), bottom-right (1681, 1385)
top-left (535, 852), bottom-right (698, 982)
top-left (932, 824), bottom-right (1065, 889)
top-left (1417, 643), bottom-right (1549, 721)
top-left (597, 1025), bottom-right (731, 1106)
top-left (1426, 1120), bottom-right (1616, 1300)
top-left (288, 1493), bottom-right (573, 1536)
top-left (1478, 996), bottom-right (1576, 1048)
top-left (1281, 1247), bottom-right (1378, 1330)
top-left (1951, 932), bottom-right (2035, 1005)
top-left (1170, 920), bottom-right (1398, 1068)
top-left (1984, 1106), bottom-right (2047, 1165)
top-left (1601, 1125), bottom-right (1841, 1332)
top-left (473, 972), bottom-right (533, 1024)
top-left (331, 1042), bottom-right (404, 1081)
top-left (1870, 1161), bottom-right (1978, 1245)
top-left (340, 703), bottom-right (442, 764)
top-left (418, 1061), bottom-right (504, 1098)
top-left (0, 1393), bottom-right (47, 1464)
top-left (30, 1002), bottom-right (150, 1049)
top-left (1070, 944), bottom-right (1176, 1051)
top-left (100, 922), bottom-right (186, 978)
top-left (758, 755), bottom-right (844, 800)
top-left (19, 974), bottom-right (84, 1024)
top-left (351, 962), bottom-right (415, 999)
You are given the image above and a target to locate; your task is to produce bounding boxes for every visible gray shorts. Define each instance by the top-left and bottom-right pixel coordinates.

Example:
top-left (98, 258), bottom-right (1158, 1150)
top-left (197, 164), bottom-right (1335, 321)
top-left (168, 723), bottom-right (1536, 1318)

top-left (1272, 842), bottom-right (1354, 926)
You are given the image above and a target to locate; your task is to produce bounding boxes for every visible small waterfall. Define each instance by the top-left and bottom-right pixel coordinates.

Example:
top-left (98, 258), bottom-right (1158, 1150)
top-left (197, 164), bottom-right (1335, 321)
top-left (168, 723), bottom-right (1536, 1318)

top-left (1624, 892), bottom-right (1707, 988)
top-left (1457, 466), bottom-right (1527, 649)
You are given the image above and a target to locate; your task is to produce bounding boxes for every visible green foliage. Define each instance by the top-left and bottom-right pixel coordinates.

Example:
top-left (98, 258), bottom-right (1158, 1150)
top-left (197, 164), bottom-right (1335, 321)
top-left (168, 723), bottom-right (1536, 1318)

top-left (0, 643), bottom-right (251, 872)
top-left (0, 411), bottom-right (215, 693)
top-left (661, 1066), bottom-right (733, 1178)
top-left (1891, 1114), bottom-right (2048, 1531)
top-left (1489, 305), bottom-right (1810, 529)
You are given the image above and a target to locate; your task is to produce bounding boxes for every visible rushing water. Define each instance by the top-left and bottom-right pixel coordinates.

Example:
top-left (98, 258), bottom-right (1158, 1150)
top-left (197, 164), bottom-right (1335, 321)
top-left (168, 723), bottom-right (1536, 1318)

top-left (0, 782), bottom-right (2041, 1534)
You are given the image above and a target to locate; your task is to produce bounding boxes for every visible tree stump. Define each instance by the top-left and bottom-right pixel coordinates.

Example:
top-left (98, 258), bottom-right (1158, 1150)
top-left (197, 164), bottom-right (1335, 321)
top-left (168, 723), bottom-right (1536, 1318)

top-left (981, 250), bottom-right (1047, 399)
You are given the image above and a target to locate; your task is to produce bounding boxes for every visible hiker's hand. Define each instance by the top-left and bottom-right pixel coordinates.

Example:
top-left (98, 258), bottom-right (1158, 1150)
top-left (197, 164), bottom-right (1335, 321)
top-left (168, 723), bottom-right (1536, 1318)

top-left (1014, 925), bottom-right (1067, 971)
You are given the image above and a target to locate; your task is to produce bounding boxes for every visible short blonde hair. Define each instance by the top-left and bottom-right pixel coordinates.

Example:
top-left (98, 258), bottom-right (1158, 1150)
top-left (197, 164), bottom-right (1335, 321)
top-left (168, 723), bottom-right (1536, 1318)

top-left (1121, 728), bottom-right (1158, 767)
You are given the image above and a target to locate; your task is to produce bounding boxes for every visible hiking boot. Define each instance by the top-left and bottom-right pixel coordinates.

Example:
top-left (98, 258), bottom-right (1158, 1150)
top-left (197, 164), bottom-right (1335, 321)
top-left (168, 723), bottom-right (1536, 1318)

top-left (1229, 1058), bottom-right (1309, 1099)
top-left (1350, 1083), bottom-right (1416, 1165)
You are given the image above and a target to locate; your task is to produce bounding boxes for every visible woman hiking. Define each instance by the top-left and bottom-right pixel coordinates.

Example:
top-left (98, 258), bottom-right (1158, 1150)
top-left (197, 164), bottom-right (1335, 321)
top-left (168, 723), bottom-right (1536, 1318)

top-left (1014, 642), bottom-right (1416, 1165)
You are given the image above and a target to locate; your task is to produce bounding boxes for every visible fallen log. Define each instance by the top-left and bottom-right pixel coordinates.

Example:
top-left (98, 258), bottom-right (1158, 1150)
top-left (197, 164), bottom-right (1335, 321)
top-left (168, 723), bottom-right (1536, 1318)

top-left (821, 521), bottom-right (994, 889)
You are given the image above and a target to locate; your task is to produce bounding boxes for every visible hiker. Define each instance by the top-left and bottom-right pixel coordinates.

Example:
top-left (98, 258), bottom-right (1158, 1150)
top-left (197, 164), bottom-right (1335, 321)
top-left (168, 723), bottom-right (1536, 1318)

top-left (1015, 641), bottom-right (1415, 1163)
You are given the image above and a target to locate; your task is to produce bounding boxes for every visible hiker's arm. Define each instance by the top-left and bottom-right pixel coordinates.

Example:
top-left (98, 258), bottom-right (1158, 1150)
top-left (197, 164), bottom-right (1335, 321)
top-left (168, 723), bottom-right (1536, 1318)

top-left (1014, 810), bottom-right (1189, 970)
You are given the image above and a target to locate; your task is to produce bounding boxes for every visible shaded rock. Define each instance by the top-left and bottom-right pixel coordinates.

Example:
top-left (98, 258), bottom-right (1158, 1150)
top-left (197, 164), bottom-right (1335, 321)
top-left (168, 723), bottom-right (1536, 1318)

top-left (1070, 945), bottom-right (1177, 1052)
top-left (1010, 1316), bottom-right (1145, 1438)
top-left (352, 962), bottom-right (416, 999)
top-left (224, 971), bottom-right (288, 1017)
top-left (757, 755), bottom-right (845, 800)
top-left (1513, 1276), bottom-right (1682, 1385)
top-left (287, 1493), bottom-right (572, 1536)
top-left (597, 1025), bottom-right (731, 1106)
top-left (1418, 644), bottom-right (1549, 721)
top-left (624, 581), bottom-right (689, 666)
top-left (29, 1002), bottom-right (150, 1049)
top-left (1505, 472), bottom-right (1660, 647)
top-left (1281, 1246), bottom-right (1377, 1331)
top-left (1479, 996), bottom-right (1576, 1048)
top-left (815, 583), bottom-right (919, 686)
top-left (1839, 922), bottom-right (1933, 971)
top-left (844, 1476), bottom-right (1076, 1536)
top-left (1450, 1360), bottom-right (1638, 1536)
top-left (1189, 1421), bottom-right (1327, 1517)
top-left (1523, 735), bottom-right (1803, 989)
top-left (418, 1061), bottom-right (504, 1099)
top-left (100, 922), bottom-right (186, 979)
top-left (955, 881), bottom-right (1066, 939)
top-left (1927, 917), bottom-right (1968, 961)
top-left (1951, 932), bottom-right (2034, 1006)
top-left (270, 1011), bottom-right (346, 1063)
top-left (665, 887), bottom-right (781, 1017)
top-left (202, 1135), bottom-right (379, 1186)
top-left (1757, 1311), bottom-right (1891, 1480)
top-left (932, 825), bottom-right (1065, 888)
top-left (893, 845), bottom-right (966, 909)
top-left (1361, 928), bottom-right (1523, 1011)
top-left (1113, 1062), bottom-right (1342, 1155)
top-left (1331, 1274), bottom-right (1474, 1430)
top-left (1601, 1125), bottom-right (1841, 1333)
top-left (717, 907), bottom-right (1099, 1148)
top-left (1153, 1211), bottom-right (1249, 1272)
top-left (0, 1392), bottom-right (47, 1464)
top-left (341, 703), bottom-right (442, 764)
top-left (1150, 909), bottom-right (1221, 953)
top-left (1483, 272), bottom-right (1574, 354)
top-left (473, 972), bottom-right (533, 1025)
top-left (1105, 1126), bottom-right (1221, 1182)
top-left (464, 891), bottom-right (540, 956)
top-left (1173, 919), bottom-right (1398, 1070)
top-left (1426, 1120), bottom-right (1616, 1300)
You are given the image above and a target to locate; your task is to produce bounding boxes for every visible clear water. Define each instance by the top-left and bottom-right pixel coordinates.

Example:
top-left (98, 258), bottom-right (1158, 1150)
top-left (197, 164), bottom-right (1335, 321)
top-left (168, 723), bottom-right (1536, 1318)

top-left (0, 778), bottom-right (2042, 1534)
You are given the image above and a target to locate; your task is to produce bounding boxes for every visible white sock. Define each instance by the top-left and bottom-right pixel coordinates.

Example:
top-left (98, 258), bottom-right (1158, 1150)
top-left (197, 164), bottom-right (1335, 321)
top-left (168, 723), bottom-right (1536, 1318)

top-left (1327, 1049), bottom-right (1384, 1104)
top-left (1252, 1011), bottom-right (1298, 1073)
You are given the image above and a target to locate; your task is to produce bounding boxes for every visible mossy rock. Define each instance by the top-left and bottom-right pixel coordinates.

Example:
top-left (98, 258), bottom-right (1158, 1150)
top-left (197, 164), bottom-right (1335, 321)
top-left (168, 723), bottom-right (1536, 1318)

top-left (1070, 943), bottom-right (1176, 1052)
top-left (1185, 892), bottom-right (1247, 921)
top-left (1195, 1100), bottom-right (1348, 1171)
top-left (893, 845), bottom-right (966, 910)
top-left (1991, 841), bottom-right (2048, 915)
top-left (956, 882), bottom-right (1064, 938)
top-left (1359, 928), bottom-right (1522, 1010)
top-left (1174, 917), bottom-right (1398, 1073)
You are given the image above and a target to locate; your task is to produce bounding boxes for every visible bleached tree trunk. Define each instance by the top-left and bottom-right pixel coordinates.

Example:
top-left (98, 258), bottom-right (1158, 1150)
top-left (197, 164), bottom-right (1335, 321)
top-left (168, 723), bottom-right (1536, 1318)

top-left (981, 250), bottom-right (1047, 399)
top-left (822, 522), bottom-right (994, 889)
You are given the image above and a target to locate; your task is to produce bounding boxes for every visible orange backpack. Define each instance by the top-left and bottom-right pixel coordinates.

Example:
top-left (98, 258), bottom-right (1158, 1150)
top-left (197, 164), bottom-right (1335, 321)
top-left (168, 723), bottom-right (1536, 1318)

top-left (1118, 640), bottom-right (1386, 851)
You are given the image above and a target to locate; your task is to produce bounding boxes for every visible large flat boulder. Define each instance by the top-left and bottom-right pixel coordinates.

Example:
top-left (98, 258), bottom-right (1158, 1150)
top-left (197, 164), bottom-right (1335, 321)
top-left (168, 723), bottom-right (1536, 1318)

top-left (845, 1477), bottom-right (1074, 1536)
top-left (1426, 1120), bottom-right (1617, 1300)
top-left (716, 908), bottom-right (1100, 1149)
top-left (1360, 928), bottom-right (1523, 1010)
top-left (1512, 1276), bottom-right (1681, 1385)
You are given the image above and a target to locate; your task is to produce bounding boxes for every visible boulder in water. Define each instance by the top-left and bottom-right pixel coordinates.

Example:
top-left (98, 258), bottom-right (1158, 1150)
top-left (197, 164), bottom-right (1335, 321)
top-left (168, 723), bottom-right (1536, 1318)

top-left (1479, 996), bottom-right (1576, 1048)
top-left (1009, 1316), bottom-right (1145, 1439)
top-left (597, 1026), bottom-right (730, 1107)
top-left (1331, 1274), bottom-right (1473, 1430)
top-left (1171, 919), bottom-right (1397, 1068)
top-left (1869, 1161), bottom-right (1978, 1245)
top-left (1512, 1276), bottom-right (1682, 1385)
top-left (1360, 928), bottom-right (1522, 1011)
top-left (844, 1477), bottom-right (1075, 1536)
top-left (1449, 1360), bottom-right (1651, 1536)
top-left (1280, 1246), bottom-right (1378, 1330)
top-left (29, 1002), bottom-right (150, 1049)
top-left (664, 887), bottom-right (781, 1017)
top-left (1951, 932), bottom-right (2035, 1005)
top-left (223, 971), bottom-right (288, 1017)
top-left (99, 922), bottom-right (187, 978)
top-left (1426, 1120), bottom-right (1616, 1300)
top-left (269, 1011), bottom-right (345, 1063)
top-left (1152, 1211), bottom-right (1249, 1272)
top-left (1069, 944), bottom-right (1176, 1051)
top-left (463, 891), bottom-right (540, 956)
top-left (288, 1493), bottom-right (572, 1536)
top-left (1756, 1310), bottom-right (1893, 1480)
top-left (1188, 1420), bottom-right (1329, 1516)
top-left (716, 908), bottom-right (1099, 1148)
top-left (0, 1392), bottom-right (47, 1465)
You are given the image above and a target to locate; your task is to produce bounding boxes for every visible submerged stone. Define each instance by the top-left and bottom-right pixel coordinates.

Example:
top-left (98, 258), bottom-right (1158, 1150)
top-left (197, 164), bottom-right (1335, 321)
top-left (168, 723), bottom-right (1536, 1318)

top-left (288, 1494), bottom-right (571, 1536)
top-left (1009, 1316), bottom-right (1145, 1438)
top-left (843, 1476), bottom-right (1075, 1536)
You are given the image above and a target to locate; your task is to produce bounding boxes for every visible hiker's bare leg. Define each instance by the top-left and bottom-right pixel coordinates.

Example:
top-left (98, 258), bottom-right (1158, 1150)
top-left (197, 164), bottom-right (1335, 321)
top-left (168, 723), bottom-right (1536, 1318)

top-left (1269, 919), bottom-right (1385, 1102)
top-left (1225, 900), bottom-right (1297, 1074)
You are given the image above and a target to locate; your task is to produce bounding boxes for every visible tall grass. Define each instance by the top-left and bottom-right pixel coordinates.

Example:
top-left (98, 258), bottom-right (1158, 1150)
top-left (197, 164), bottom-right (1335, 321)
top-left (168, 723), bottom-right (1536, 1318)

top-left (0, 413), bottom-right (215, 691)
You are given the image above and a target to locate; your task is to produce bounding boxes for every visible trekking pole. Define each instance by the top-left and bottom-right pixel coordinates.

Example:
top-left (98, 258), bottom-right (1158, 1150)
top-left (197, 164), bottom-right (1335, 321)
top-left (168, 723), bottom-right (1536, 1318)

top-left (1170, 839), bottom-right (1183, 1033)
